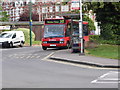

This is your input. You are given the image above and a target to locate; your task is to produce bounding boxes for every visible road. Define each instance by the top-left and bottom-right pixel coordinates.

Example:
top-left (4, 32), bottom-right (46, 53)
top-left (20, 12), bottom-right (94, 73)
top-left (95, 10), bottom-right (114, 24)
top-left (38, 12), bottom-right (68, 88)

top-left (1, 46), bottom-right (119, 88)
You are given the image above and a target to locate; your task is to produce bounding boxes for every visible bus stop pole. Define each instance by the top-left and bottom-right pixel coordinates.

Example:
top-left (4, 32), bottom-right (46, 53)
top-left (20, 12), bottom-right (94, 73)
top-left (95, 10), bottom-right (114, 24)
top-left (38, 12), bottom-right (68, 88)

top-left (79, 0), bottom-right (84, 54)
top-left (29, 0), bottom-right (32, 46)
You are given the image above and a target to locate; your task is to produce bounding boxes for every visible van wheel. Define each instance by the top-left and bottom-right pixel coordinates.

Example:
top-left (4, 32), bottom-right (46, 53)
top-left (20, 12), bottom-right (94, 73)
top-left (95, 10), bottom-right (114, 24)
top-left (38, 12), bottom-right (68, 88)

top-left (19, 41), bottom-right (24, 47)
top-left (42, 46), bottom-right (47, 50)
top-left (9, 42), bottom-right (13, 48)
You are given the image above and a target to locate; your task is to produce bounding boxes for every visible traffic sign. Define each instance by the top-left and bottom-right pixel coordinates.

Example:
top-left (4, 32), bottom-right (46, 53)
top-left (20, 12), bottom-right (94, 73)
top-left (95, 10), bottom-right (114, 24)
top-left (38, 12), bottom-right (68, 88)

top-left (0, 26), bottom-right (10, 30)
top-left (71, 0), bottom-right (80, 10)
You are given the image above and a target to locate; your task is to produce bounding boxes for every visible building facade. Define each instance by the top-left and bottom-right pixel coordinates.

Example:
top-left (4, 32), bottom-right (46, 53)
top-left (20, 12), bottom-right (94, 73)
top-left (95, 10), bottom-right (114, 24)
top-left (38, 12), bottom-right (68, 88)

top-left (2, 0), bottom-right (72, 22)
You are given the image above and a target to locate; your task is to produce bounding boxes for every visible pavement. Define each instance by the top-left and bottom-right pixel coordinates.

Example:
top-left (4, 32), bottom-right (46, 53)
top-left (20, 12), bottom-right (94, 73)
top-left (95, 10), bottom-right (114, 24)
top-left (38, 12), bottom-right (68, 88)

top-left (49, 49), bottom-right (120, 68)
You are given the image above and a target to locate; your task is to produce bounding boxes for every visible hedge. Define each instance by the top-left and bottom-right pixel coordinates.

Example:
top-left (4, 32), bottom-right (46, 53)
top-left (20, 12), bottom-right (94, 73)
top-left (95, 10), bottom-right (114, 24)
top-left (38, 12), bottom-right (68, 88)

top-left (89, 35), bottom-right (120, 45)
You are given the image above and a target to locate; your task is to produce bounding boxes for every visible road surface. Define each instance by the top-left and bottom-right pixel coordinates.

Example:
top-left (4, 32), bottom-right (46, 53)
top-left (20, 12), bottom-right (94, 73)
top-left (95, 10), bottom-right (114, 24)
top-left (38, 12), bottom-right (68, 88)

top-left (1, 46), bottom-right (119, 88)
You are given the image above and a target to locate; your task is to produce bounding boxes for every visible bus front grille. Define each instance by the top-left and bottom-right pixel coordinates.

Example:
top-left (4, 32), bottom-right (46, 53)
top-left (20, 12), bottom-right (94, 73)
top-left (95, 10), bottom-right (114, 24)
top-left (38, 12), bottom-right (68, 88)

top-left (47, 41), bottom-right (60, 43)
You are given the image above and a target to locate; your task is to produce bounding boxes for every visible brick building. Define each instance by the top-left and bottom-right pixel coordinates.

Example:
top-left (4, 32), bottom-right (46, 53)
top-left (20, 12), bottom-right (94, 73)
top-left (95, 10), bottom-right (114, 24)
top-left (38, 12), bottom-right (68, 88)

top-left (2, 0), bottom-right (72, 22)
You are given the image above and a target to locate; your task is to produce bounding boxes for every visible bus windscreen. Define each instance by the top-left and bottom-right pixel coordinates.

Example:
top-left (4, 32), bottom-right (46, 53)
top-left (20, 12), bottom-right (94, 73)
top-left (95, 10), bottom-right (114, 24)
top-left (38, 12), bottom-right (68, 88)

top-left (44, 25), bottom-right (65, 38)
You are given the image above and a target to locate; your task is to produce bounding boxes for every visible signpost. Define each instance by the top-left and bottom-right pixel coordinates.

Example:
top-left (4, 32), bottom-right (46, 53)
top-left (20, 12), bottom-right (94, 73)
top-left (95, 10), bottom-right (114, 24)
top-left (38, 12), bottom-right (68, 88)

top-left (79, 0), bottom-right (84, 55)
top-left (0, 26), bottom-right (10, 30)
top-left (71, 0), bottom-right (84, 54)
top-left (29, 0), bottom-right (32, 46)
top-left (71, 0), bottom-right (80, 10)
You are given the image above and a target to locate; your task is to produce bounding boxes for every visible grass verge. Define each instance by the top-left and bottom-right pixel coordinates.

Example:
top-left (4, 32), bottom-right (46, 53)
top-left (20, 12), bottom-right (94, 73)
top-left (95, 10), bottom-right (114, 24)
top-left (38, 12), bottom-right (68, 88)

top-left (86, 44), bottom-right (119, 60)
top-left (25, 40), bottom-right (41, 46)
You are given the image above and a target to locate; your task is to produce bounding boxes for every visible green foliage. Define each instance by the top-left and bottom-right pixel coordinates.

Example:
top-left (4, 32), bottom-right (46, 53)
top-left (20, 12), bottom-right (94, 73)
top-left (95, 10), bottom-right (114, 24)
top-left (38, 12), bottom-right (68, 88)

top-left (83, 15), bottom-right (95, 31)
top-left (89, 35), bottom-right (120, 45)
top-left (71, 10), bottom-right (80, 14)
top-left (0, 6), bottom-right (2, 10)
top-left (85, 2), bottom-right (120, 42)
top-left (0, 6), bottom-right (9, 22)
top-left (13, 28), bottom-right (35, 42)
top-left (99, 40), bottom-right (120, 45)
top-left (89, 35), bottom-right (100, 41)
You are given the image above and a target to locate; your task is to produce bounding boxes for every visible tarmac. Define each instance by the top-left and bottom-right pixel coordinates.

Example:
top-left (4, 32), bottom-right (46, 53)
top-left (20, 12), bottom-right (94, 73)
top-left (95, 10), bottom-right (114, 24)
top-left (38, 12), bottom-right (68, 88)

top-left (49, 49), bottom-right (120, 68)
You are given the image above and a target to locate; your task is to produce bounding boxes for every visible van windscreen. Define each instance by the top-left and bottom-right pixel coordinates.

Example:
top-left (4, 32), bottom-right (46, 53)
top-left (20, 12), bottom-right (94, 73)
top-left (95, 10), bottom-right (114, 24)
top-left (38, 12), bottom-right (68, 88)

top-left (0, 33), bottom-right (13, 38)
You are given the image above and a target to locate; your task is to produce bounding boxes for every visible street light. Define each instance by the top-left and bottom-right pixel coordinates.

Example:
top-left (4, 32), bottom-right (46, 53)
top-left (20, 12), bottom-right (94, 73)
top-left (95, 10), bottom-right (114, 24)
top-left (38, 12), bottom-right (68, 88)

top-left (29, 0), bottom-right (32, 46)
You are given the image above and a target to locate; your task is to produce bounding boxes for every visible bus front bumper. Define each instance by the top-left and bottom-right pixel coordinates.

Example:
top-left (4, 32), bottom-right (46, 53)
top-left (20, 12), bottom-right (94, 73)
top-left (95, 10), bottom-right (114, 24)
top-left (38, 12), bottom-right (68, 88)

top-left (42, 43), bottom-right (67, 48)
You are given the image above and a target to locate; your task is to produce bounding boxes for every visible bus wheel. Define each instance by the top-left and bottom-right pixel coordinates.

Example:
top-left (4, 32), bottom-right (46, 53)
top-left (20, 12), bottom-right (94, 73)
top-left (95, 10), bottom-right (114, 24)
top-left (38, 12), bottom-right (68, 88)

top-left (42, 46), bottom-right (47, 50)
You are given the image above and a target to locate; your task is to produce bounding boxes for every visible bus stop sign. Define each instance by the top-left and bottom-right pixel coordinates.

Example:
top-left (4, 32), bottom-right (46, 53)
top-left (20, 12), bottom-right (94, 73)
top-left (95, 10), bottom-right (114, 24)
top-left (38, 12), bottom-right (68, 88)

top-left (71, 0), bottom-right (80, 10)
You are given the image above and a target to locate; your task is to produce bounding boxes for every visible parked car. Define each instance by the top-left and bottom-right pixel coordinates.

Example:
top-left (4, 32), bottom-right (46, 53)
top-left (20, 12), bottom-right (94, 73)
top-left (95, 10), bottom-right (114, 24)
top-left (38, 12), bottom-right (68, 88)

top-left (0, 31), bottom-right (25, 48)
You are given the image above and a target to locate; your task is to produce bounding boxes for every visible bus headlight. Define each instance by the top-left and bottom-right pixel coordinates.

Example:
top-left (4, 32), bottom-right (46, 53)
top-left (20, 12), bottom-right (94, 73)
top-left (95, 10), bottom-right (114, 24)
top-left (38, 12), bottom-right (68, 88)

top-left (43, 41), bottom-right (47, 43)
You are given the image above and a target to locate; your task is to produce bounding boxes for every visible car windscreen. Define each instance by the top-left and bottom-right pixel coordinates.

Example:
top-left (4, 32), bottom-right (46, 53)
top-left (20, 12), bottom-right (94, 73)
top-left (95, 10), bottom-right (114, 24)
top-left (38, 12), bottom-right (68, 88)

top-left (44, 25), bottom-right (65, 38)
top-left (0, 33), bottom-right (13, 38)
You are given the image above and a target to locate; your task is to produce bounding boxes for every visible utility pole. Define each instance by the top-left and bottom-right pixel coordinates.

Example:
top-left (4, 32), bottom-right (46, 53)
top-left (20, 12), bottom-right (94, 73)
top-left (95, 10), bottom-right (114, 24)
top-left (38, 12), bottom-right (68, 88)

top-left (79, 0), bottom-right (84, 55)
top-left (29, 0), bottom-right (32, 46)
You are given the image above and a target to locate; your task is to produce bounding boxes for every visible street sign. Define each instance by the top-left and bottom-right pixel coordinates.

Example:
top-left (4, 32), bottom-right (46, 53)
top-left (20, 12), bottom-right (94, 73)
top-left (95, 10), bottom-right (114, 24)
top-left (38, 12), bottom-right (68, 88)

top-left (71, 0), bottom-right (80, 10)
top-left (0, 26), bottom-right (10, 30)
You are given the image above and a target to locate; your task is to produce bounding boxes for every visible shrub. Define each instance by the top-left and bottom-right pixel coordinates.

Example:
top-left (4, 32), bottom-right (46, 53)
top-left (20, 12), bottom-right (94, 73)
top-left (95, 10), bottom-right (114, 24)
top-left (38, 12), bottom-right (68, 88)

top-left (100, 40), bottom-right (120, 45)
top-left (89, 35), bottom-right (120, 45)
top-left (89, 35), bottom-right (100, 42)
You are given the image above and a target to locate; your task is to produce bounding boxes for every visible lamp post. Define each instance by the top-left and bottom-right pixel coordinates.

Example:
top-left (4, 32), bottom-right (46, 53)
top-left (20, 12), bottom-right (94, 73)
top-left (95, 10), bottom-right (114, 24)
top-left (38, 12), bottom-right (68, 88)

top-left (79, 0), bottom-right (84, 55)
top-left (29, 0), bottom-right (32, 46)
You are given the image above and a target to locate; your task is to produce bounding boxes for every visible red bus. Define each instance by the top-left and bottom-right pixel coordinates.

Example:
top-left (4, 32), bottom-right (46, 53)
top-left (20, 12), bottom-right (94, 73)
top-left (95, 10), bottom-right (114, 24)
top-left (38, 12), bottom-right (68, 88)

top-left (41, 18), bottom-right (88, 50)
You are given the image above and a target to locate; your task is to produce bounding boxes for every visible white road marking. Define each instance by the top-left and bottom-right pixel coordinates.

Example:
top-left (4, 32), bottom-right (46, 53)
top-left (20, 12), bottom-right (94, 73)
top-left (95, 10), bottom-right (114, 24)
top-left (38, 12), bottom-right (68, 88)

top-left (91, 80), bottom-right (119, 83)
top-left (36, 56), bottom-right (41, 58)
top-left (1, 47), bottom-right (28, 51)
top-left (41, 52), bottom-right (55, 60)
top-left (99, 73), bottom-right (110, 78)
top-left (91, 71), bottom-right (120, 83)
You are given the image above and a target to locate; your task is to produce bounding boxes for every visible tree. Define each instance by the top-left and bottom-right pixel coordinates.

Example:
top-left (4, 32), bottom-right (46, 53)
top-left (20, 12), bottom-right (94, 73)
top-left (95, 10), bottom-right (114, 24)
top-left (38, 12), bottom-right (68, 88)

top-left (19, 9), bottom-right (39, 21)
top-left (0, 6), bottom-right (9, 22)
top-left (83, 15), bottom-right (95, 31)
top-left (84, 2), bottom-right (120, 42)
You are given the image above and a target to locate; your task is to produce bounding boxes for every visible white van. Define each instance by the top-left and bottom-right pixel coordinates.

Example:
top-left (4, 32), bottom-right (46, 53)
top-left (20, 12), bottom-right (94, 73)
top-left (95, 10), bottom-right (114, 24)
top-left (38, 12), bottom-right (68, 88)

top-left (0, 31), bottom-right (25, 48)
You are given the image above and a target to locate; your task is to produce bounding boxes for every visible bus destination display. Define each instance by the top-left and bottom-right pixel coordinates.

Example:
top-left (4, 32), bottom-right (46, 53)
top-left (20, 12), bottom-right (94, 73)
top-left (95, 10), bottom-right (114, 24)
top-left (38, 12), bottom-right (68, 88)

top-left (45, 19), bottom-right (65, 24)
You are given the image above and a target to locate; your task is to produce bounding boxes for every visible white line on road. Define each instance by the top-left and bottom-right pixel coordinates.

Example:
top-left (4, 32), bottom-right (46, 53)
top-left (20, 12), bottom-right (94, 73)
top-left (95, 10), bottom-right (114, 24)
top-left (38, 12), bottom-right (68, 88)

top-left (99, 73), bottom-right (110, 79)
top-left (41, 52), bottom-right (55, 60)
top-left (91, 71), bottom-right (119, 84)
top-left (91, 81), bottom-right (119, 83)
top-left (1, 47), bottom-right (29, 51)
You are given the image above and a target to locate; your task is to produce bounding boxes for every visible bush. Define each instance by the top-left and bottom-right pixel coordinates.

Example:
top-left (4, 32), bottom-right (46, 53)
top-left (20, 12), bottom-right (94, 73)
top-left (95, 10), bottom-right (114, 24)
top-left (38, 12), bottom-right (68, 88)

top-left (13, 28), bottom-right (35, 42)
top-left (100, 40), bottom-right (120, 45)
top-left (89, 35), bottom-right (100, 42)
top-left (89, 35), bottom-right (120, 45)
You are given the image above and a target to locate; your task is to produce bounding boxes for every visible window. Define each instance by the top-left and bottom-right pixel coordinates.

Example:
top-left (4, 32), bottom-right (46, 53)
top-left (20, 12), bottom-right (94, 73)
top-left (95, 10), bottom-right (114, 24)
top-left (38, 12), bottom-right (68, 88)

top-left (66, 23), bottom-right (71, 37)
top-left (12, 33), bottom-right (16, 38)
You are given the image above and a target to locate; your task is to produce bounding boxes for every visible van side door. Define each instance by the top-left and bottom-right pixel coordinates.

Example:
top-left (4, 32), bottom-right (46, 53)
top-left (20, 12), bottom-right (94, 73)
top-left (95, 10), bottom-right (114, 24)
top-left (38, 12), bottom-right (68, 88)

top-left (12, 33), bottom-right (20, 45)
